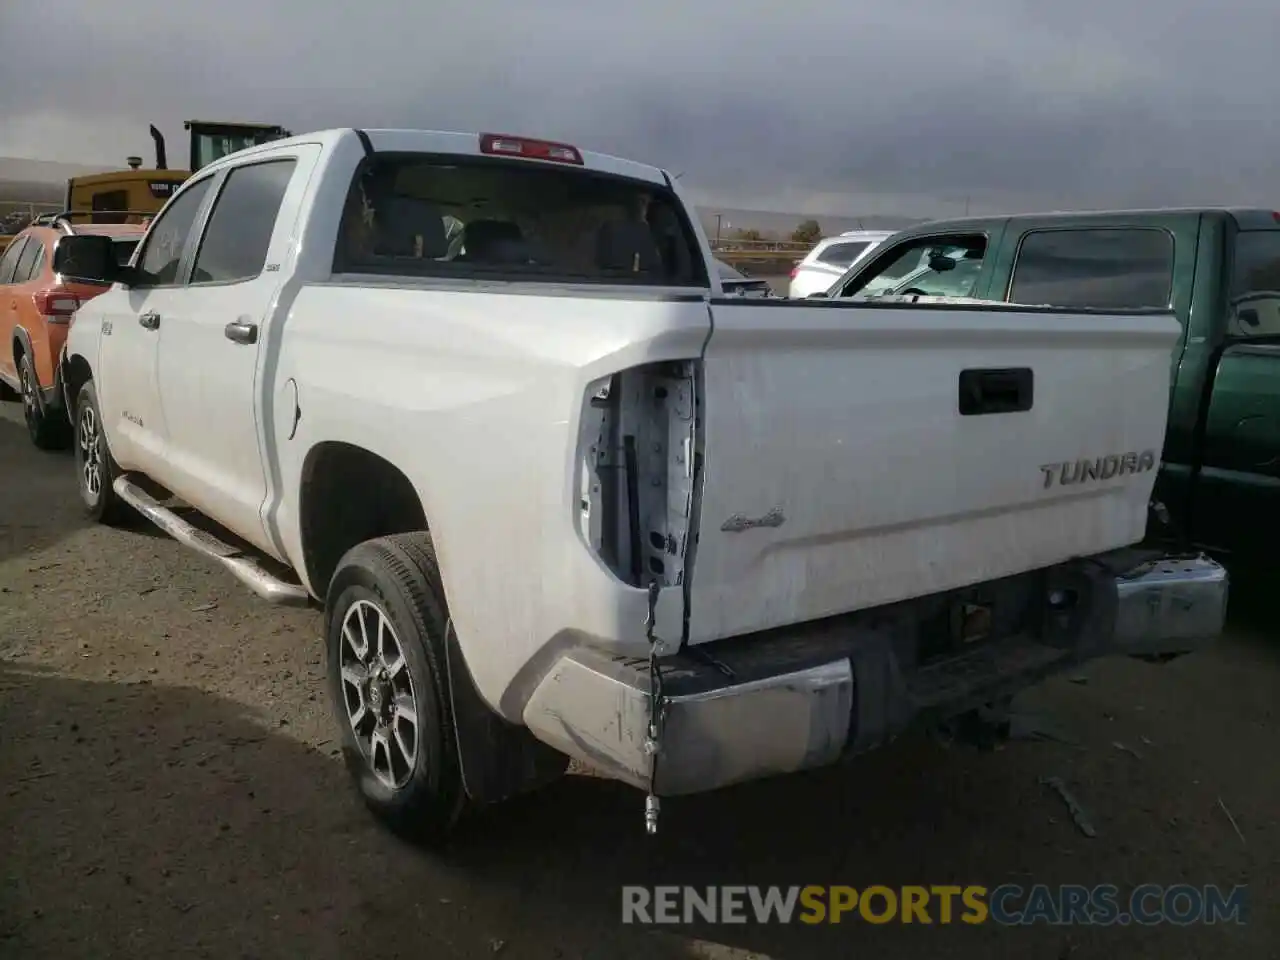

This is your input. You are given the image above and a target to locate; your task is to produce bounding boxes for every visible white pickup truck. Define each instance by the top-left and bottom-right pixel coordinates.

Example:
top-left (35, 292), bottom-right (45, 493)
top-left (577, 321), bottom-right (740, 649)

top-left (54, 128), bottom-right (1228, 843)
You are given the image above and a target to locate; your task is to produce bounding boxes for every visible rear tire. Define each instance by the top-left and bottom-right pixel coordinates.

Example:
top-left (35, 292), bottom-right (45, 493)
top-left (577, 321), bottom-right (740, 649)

top-left (325, 532), bottom-right (468, 846)
top-left (72, 379), bottom-right (128, 525)
top-left (19, 353), bottom-right (70, 451)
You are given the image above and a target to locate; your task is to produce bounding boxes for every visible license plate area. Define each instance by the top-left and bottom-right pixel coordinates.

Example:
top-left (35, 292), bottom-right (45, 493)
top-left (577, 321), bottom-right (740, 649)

top-left (916, 573), bottom-right (1042, 667)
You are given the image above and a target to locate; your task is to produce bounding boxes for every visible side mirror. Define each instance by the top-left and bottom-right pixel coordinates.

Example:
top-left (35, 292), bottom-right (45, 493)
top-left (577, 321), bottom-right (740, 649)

top-left (54, 234), bottom-right (119, 286)
top-left (806, 291), bottom-right (828, 299)
top-left (927, 254), bottom-right (957, 272)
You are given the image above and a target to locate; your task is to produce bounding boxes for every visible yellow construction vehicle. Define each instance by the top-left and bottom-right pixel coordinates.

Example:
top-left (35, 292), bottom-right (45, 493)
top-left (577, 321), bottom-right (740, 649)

top-left (63, 120), bottom-right (292, 223)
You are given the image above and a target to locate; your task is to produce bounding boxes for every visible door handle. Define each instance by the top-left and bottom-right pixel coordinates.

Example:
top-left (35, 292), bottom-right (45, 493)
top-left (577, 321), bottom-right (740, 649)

top-left (958, 367), bottom-right (1034, 416)
top-left (138, 311), bottom-right (160, 330)
top-left (224, 320), bottom-right (258, 345)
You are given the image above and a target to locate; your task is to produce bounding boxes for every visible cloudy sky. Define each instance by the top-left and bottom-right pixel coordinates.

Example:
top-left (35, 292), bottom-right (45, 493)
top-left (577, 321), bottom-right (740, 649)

top-left (0, 0), bottom-right (1275, 218)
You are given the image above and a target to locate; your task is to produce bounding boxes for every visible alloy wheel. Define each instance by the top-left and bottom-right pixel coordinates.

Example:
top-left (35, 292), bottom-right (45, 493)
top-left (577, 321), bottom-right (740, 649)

top-left (18, 362), bottom-right (38, 434)
top-left (77, 403), bottom-right (102, 499)
top-left (339, 599), bottom-right (420, 790)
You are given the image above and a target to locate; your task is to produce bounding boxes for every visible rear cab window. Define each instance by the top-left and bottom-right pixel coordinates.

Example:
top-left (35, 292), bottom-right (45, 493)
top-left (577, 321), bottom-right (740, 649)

top-left (1227, 230), bottom-right (1280, 337)
top-left (334, 152), bottom-right (706, 287)
top-left (837, 234), bottom-right (988, 299)
top-left (816, 240), bottom-right (870, 268)
top-left (91, 189), bottom-right (131, 225)
top-left (1008, 228), bottom-right (1174, 309)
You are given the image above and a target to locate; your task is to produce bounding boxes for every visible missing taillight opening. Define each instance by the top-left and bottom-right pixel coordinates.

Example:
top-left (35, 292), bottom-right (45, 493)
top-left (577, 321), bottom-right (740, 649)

top-left (479, 133), bottom-right (584, 165)
top-left (578, 362), bottom-right (700, 591)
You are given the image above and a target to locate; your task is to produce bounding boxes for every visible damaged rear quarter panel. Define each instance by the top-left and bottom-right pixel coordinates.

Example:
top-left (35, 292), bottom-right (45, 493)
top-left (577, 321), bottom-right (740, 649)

top-left (266, 281), bottom-right (710, 718)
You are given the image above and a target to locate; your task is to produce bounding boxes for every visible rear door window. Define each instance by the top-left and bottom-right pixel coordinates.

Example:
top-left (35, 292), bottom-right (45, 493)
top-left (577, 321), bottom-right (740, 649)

top-left (1228, 230), bottom-right (1280, 337)
top-left (816, 240), bottom-right (871, 267)
top-left (190, 159), bottom-right (297, 284)
top-left (1009, 228), bottom-right (1174, 309)
top-left (0, 236), bottom-right (28, 284)
top-left (13, 237), bottom-right (44, 283)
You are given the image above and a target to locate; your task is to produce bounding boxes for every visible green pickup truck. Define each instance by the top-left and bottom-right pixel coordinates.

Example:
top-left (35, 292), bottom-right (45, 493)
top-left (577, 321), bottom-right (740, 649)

top-left (825, 207), bottom-right (1280, 569)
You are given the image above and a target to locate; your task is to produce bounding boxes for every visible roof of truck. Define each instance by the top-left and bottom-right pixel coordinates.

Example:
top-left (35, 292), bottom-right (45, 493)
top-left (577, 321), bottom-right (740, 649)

top-left (197, 128), bottom-right (671, 187)
top-left (899, 207), bottom-right (1280, 234)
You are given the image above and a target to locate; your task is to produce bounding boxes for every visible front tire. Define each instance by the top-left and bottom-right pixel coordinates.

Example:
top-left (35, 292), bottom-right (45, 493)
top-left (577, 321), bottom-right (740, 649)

top-left (325, 533), bottom-right (467, 845)
top-left (72, 380), bottom-right (128, 525)
top-left (19, 353), bottom-right (70, 451)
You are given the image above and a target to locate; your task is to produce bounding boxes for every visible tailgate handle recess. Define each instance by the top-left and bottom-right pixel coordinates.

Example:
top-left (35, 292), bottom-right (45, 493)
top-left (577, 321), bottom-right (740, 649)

top-left (958, 367), bottom-right (1033, 416)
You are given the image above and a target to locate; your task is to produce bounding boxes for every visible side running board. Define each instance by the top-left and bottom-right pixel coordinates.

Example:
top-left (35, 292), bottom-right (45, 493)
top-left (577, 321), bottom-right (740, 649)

top-left (113, 475), bottom-right (311, 606)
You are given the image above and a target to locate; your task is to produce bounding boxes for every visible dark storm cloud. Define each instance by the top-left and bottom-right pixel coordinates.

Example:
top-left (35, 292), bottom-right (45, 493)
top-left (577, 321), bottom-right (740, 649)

top-left (1, 0), bottom-right (1276, 215)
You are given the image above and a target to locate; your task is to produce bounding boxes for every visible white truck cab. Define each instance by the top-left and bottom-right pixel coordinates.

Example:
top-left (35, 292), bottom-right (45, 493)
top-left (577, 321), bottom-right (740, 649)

top-left (55, 128), bottom-right (1228, 843)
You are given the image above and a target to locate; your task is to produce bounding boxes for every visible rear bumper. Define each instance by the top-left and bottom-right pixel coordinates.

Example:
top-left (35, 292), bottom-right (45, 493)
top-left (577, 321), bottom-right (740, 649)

top-left (522, 552), bottom-right (1228, 796)
top-left (1110, 554), bottom-right (1229, 656)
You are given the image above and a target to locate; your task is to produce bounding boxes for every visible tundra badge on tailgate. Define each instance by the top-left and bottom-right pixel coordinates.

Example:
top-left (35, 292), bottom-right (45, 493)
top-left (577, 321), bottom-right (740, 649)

top-left (1039, 450), bottom-right (1157, 489)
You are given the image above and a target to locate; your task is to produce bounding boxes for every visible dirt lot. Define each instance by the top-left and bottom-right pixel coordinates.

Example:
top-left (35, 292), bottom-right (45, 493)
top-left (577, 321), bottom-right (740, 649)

top-left (1, 401), bottom-right (1277, 960)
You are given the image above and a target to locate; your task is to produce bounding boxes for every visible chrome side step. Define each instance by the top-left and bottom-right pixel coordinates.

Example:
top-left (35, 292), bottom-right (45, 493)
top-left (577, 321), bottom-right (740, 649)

top-left (113, 475), bottom-right (311, 607)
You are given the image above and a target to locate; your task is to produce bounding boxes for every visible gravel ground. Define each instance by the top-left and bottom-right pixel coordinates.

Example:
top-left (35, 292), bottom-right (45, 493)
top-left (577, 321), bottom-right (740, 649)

top-left (1, 400), bottom-right (1277, 959)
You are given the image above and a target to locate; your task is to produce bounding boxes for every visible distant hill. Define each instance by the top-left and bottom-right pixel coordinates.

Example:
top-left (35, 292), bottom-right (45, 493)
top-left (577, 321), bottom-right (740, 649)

top-left (0, 178), bottom-right (64, 203)
top-left (0, 156), bottom-right (105, 183)
top-left (0, 157), bottom-right (105, 214)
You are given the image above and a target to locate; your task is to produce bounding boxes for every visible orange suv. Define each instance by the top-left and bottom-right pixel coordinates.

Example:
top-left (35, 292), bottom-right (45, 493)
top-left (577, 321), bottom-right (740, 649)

top-left (0, 215), bottom-right (145, 449)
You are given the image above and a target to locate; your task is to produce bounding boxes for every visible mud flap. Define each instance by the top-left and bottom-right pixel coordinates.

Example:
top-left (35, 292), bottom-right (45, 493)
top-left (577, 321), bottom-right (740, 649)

top-left (444, 622), bottom-right (568, 804)
top-left (844, 634), bottom-right (915, 756)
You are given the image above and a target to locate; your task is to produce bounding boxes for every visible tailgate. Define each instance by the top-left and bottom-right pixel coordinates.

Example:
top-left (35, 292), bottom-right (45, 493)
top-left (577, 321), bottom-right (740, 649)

top-left (686, 300), bottom-right (1181, 644)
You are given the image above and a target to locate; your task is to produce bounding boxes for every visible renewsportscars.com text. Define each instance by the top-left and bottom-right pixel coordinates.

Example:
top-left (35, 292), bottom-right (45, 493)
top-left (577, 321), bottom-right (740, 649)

top-left (621, 884), bottom-right (1248, 926)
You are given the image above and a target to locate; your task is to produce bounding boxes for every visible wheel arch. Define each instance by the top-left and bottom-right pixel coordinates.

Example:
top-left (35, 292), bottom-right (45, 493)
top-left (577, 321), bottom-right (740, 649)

top-left (297, 440), bottom-right (429, 599)
top-left (61, 351), bottom-right (94, 415)
top-left (11, 324), bottom-right (33, 367)
top-left (298, 445), bottom-right (568, 805)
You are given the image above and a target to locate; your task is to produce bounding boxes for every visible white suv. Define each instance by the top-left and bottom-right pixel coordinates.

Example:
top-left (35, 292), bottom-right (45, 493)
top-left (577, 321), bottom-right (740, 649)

top-left (788, 229), bottom-right (893, 298)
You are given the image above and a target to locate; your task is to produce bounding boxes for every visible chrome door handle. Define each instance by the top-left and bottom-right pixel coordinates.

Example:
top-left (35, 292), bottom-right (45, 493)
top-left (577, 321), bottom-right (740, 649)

top-left (224, 321), bottom-right (258, 345)
top-left (138, 311), bottom-right (160, 330)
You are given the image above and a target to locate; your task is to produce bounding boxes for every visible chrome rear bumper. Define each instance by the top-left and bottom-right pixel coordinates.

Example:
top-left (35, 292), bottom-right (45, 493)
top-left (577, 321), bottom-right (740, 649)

top-left (522, 552), bottom-right (1228, 797)
top-left (1111, 553), bottom-right (1228, 656)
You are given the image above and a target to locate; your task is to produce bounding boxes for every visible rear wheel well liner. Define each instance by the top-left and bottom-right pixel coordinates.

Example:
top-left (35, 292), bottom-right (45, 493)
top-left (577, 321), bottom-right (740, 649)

top-left (298, 441), bottom-right (429, 597)
top-left (62, 353), bottom-right (93, 413)
top-left (12, 326), bottom-right (33, 367)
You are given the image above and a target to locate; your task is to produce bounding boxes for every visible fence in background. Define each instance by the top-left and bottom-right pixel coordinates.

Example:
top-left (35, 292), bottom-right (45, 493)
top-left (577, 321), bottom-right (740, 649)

top-left (1, 199), bottom-right (62, 235)
top-left (711, 237), bottom-right (813, 271)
